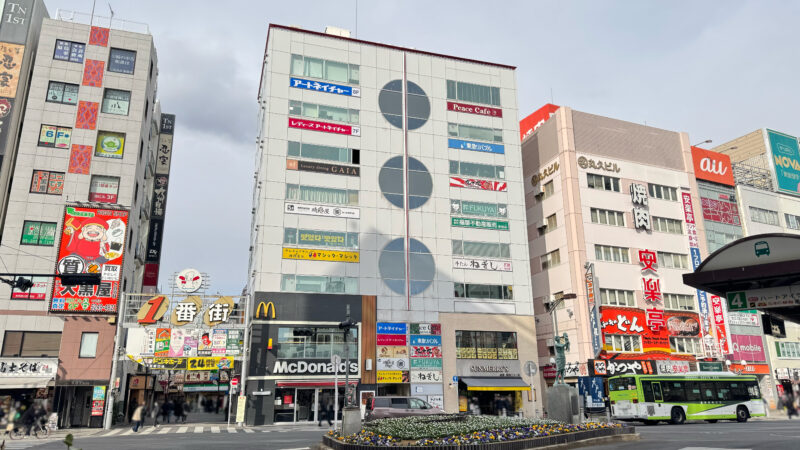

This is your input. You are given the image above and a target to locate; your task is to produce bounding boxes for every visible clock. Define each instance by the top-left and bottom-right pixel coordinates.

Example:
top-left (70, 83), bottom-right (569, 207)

top-left (176, 268), bottom-right (203, 293)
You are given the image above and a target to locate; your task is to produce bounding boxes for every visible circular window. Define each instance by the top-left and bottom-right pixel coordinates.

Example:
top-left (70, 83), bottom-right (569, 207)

top-left (379, 238), bottom-right (435, 295)
top-left (378, 156), bottom-right (432, 209)
top-left (378, 80), bottom-right (430, 130)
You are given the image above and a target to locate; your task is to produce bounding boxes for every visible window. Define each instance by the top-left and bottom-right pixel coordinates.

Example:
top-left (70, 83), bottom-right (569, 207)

top-left (664, 293), bottom-right (695, 311)
top-left (89, 175), bottom-right (120, 203)
top-left (449, 160), bottom-right (505, 179)
top-left (670, 337), bottom-right (702, 355)
top-left (1, 331), bottom-right (61, 357)
top-left (38, 124), bottom-right (72, 148)
top-left (777, 342), bottom-right (800, 359)
top-left (456, 331), bottom-right (518, 359)
top-left (290, 54), bottom-right (359, 84)
top-left (609, 377), bottom-right (636, 391)
top-left (750, 206), bottom-right (779, 226)
top-left (287, 141), bottom-right (359, 164)
top-left (541, 180), bottom-right (555, 200)
top-left (590, 208), bottom-right (625, 227)
top-left (652, 217), bottom-right (682, 234)
top-left (285, 184), bottom-right (358, 206)
top-left (605, 334), bottom-right (642, 352)
top-left (53, 40), bottom-right (85, 63)
top-left (541, 249), bottom-right (561, 270)
top-left (30, 170), bottom-right (64, 195)
top-left (276, 326), bottom-right (357, 360)
top-left (452, 240), bottom-right (511, 258)
top-left (46, 81), bottom-right (79, 105)
top-left (281, 274), bottom-right (358, 294)
top-left (661, 381), bottom-right (687, 403)
top-left (448, 123), bottom-right (502, 142)
top-left (101, 89), bottom-right (131, 115)
top-left (79, 332), bottom-right (99, 358)
top-left (600, 289), bottom-right (635, 307)
top-left (706, 228), bottom-right (743, 253)
top-left (595, 244), bottom-right (630, 263)
top-left (786, 214), bottom-right (800, 230)
top-left (587, 173), bottom-right (620, 192)
top-left (283, 228), bottom-right (358, 249)
top-left (657, 251), bottom-right (689, 270)
top-left (108, 48), bottom-right (136, 74)
top-left (446, 80), bottom-right (500, 106)
top-left (10, 276), bottom-right (49, 300)
top-left (20, 221), bottom-right (57, 246)
top-left (539, 214), bottom-right (558, 235)
top-left (95, 131), bottom-right (126, 159)
top-left (451, 200), bottom-right (507, 218)
top-left (454, 283), bottom-right (513, 300)
top-left (648, 183), bottom-right (678, 201)
top-left (289, 100), bottom-right (359, 124)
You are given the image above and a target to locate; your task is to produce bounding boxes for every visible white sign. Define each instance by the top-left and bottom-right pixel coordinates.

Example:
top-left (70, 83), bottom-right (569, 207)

top-left (271, 360), bottom-right (358, 375)
top-left (656, 360), bottom-right (690, 374)
top-left (284, 202), bottom-right (360, 219)
top-left (427, 395), bottom-right (443, 409)
top-left (728, 311), bottom-right (760, 327)
top-left (176, 268), bottom-right (203, 293)
top-left (0, 358), bottom-right (58, 378)
top-left (730, 285), bottom-right (800, 310)
top-left (409, 370), bottom-right (442, 383)
top-left (377, 358), bottom-right (409, 371)
top-left (453, 258), bottom-right (512, 271)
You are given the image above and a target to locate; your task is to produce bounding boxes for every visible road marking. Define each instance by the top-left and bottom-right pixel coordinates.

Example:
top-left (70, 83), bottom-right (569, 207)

top-left (139, 427), bottom-right (155, 434)
top-left (194, 426), bottom-right (204, 433)
top-left (157, 427), bottom-right (172, 434)
top-left (243, 428), bottom-right (254, 433)
top-left (104, 429), bottom-right (122, 436)
top-left (211, 426), bottom-right (220, 433)
top-left (120, 428), bottom-right (135, 436)
top-left (262, 429), bottom-right (272, 433)
top-left (178, 426), bottom-right (189, 433)
top-left (226, 427), bottom-right (237, 433)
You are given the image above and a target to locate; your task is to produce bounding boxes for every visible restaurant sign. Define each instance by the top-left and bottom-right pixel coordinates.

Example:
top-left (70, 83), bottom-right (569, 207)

top-left (284, 202), bottom-right (360, 219)
top-left (453, 257), bottom-right (512, 271)
top-left (451, 217), bottom-right (509, 230)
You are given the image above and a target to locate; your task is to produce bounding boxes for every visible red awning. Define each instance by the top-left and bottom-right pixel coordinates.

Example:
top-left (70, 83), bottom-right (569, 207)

top-left (276, 380), bottom-right (358, 388)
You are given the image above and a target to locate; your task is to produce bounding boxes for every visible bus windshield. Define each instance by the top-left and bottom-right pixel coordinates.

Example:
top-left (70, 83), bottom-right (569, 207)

top-left (609, 377), bottom-right (636, 391)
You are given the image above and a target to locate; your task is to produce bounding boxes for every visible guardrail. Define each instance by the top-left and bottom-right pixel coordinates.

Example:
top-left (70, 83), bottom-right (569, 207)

top-left (54, 9), bottom-right (150, 35)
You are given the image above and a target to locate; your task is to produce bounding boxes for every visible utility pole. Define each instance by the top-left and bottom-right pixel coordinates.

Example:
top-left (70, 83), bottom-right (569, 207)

top-left (338, 306), bottom-right (358, 435)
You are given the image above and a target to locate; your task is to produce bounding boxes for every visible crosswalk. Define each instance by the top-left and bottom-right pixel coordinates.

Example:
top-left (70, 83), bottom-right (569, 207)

top-left (89, 425), bottom-right (319, 437)
top-left (1, 437), bottom-right (60, 449)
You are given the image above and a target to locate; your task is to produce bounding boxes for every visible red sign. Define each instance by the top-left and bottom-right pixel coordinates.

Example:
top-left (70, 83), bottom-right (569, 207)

top-left (231, 377), bottom-right (239, 387)
top-left (91, 400), bottom-right (104, 416)
top-left (727, 363), bottom-right (770, 375)
top-left (710, 296), bottom-right (730, 354)
top-left (143, 263), bottom-right (159, 286)
top-left (447, 101), bottom-right (502, 117)
top-left (542, 364), bottom-right (557, 378)
top-left (288, 118), bottom-right (360, 136)
top-left (599, 306), bottom-right (697, 359)
top-left (376, 334), bottom-right (407, 346)
top-left (410, 346), bottom-right (442, 358)
top-left (667, 315), bottom-right (701, 337)
top-left (50, 206), bottom-right (129, 313)
top-left (449, 177), bottom-right (507, 191)
top-left (519, 103), bottom-right (559, 140)
top-left (701, 197), bottom-right (741, 226)
top-left (691, 146), bottom-right (734, 186)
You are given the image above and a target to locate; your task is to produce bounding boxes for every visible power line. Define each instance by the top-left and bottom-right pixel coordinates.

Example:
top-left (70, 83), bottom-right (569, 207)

top-left (1, 244), bottom-right (58, 264)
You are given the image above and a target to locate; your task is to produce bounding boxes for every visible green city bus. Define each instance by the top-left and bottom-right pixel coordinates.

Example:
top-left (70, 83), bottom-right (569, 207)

top-left (608, 372), bottom-right (764, 424)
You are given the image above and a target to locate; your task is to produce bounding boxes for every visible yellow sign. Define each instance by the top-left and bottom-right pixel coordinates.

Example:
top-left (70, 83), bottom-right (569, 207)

top-left (236, 395), bottom-right (246, 423)
top-left (376, 370), bottom-right (405, 383)
top-left (0, 43), bottom-right (24, 98)
top-left (255, 301), bottom-right (276, 319)
top-left (189, 356), bottom-right (234, 371)
top-left (282, 247), bottom-right (359, 263)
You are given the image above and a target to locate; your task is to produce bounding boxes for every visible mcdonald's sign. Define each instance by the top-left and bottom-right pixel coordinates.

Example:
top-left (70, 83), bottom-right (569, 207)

top-left (255, 301), bottom-right (277, 319)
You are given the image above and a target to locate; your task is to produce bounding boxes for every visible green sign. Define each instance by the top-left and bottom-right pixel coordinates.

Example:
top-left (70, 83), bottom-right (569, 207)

top-left (698, 361), bottom-right (724, 372)
top-left (455, 200), bottom-right (507, 218)
top-left (767, 129), bottom-right (800, 196)
top-left (39, 223), bottom-right (56, 246)
top-left (451, 217), bottom-right (509, 230)
top-left (726, 291), bottom-right (747, 311)
top-left (21, 221), bottom-right (41, 245)
top-left (410, 358), bottom-right (442, 369)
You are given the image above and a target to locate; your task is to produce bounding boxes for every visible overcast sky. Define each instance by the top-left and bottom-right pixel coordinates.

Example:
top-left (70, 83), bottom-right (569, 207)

top-left (43, 0), bottom-right (800, 294)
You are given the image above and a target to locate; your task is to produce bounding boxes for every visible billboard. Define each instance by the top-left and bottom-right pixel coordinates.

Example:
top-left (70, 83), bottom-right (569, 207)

top-left (519, 103), bottom-right (559, 141)
top-left (730, 334), bottom-right (766, 363)
top-left (50, 206), bottom-right (129, 313)
top-left (599, 306), bottom-right (701, 360)
top-left (767, 129), bottom-right (800, 196)
top-left (691, 146), bottom-right (734, 186)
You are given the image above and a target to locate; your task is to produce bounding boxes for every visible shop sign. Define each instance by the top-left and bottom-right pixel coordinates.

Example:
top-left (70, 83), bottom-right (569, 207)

top-left (377, 358), bottom-right (409, 371)
top-left (295, 229), bottom-right (351, 248)
top-left (377, 323), bottom-right (408, 335)
top-left (456, 359), bottom-right (521, 378)
top-left (767, 129), bottom-right (800, 196)
top-left (377, 345), bottom-right (408, 358)
top-left (448, 138), bottom-right (505, 155)
top-left (447, 101), bottom-right (502, 117)
top-left (453, 257), bottom-right (512, 271)
top-left (427, 395), bottom-right (444, 409)
top-left (95, 131), bottom-right (125, 159)
top-left (710, 296), bottom-right (730, 354)
top-left (451, 200), bottom-right (507, 218)
top-left (91, 400), bottom-right (104, 416)
top-left (411, 346), bottom-right (442, 358)
top-left (409, 370), bottom-right (442, 383)
top-left (578, 156), bottom-right (620, 173)
top-left (271, 359), bottom-right (357, 375)
top-left (145, 218), bottom-right (165, 263)
top-left (631, 184), bottom-right (651, 231)
top-left (683, 193), bottom-right (717, 356)
top-left (589, 359), bottom-right (657, 377)
top-left (701, 197), bottom-right (741, 226)
top-left (129, 375), bottom-right (153, 389)
top-left (156, 133), bottom-right (173, 175)
top-left (531, 161), bottom-right (559, 186)
top-left (0, 43), bottom-right (23, 98)
top-left (150, 175), bottom-right (169, 218)
top-left (286, 158), bottom-right (360, 177)
top-left (727, 363), bottom-right (770, 375)
top-left (542, 364), bottom-right (556, 378)
top-left (730, 334), bottom-right (766, 363)
top-left (450, 176), bottom-right (507, 191)
top-left (282, 247), bottom-right (359, 263)
top-left (728, 311), bottom-right (760, 327)
top-left (289, 117), bottom-right (360, 136)
top-left (284, 202), bottom-right (360, 219)
top-left (410, 335), bottom-right (442, 346)
top-left (148, 356), bottom-right (234, 371)
top-left (699, 361), bottom-right (725, 372)
top-left (638, 249), bottom-right (666, 341)
top-left (775, 368), bottom-right (790, 380)
top-left (691, 146), bottom-right (734, 186)
top-left (410, 358), bottom-right (442, 370)
top-left (377, 370), bottom-right (408, 383)
top-left (599, 306), bottom-right (671, 355)
top-left (160, 113), bottom-right (175, 134)
top-left (520, 103), bottom-right (559, 140)
top-left (0, 358), bottom-right (58, 377)
top-left (377, 334), bottom-right (407, 346)
top-left (89, 176), bottom-right (120, 203)
top-left (0, 97), bottom-right (15, 155)
top-left (50, 206), bottom-right (128, 314)
top-left (290, 77), bottom-right (360, 97)
top-left (543, 362), bottom-right (588, 378)
top-left (585, 264), bottom-right (602, 357)
top-left (410, 323), bottom-right (440, 335)
top-left (667, 315), bottom-right (700, 337)
top-left (451, 217), bottom-right (509, 230)
top-left (655, 360), bottom-right (690, 375)
top-left (578, 377), bottom-right (605, 408)
top-left (727, 286), bottom-right (800, 311)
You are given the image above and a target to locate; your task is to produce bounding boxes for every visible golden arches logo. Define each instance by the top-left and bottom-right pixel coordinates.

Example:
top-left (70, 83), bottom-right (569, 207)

top-left (255, 301), bottom-right (276, 319)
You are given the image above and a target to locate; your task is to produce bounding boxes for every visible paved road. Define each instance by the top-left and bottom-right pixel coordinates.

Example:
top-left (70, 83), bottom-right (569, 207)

top-left (589, 419), bottom-right (800, 450)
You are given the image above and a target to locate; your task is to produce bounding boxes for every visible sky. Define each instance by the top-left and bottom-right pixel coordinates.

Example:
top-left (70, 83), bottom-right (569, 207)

top-left (43, 0), bottom-right (800, 294)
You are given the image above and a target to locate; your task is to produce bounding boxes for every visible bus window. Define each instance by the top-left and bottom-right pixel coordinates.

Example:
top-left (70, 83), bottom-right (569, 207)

top-left (730, 382), bottom-right (749, 401)
top-left (716, 381), bottom-right (732, 401)
top-left (642, 381), bottom-right (654, 402)
top-left (663, 381), bottom-right (686, 403)
top-left (609, 377), bottom-right (636, 391)
top-left (745, 380), bottom-right (761, 399)
top-left (700, 382), bottom-right (716, 401)
top-left (686, 381), bottom-right (701, 402)
top-left (652, 382), bottom-right (663, 402)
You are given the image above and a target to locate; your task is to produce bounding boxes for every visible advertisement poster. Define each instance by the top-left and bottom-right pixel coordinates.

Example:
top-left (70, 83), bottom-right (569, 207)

top-left (168, 329), bottom-right (185, 357)
top-left (226, 329), bottom-right (243, 356)
top-left (183, 331), bottom-right (198, 357)
top-left (577, 377), bottom-right (604, 408)
top-left (0, 43), bottom-right (24, 98)
top-left (50, 206), bottom-right (128, 313)
top-left (88, 176), bottom-right (119, 203)
top-left (197, 331), bottom-right (212, 356)
top-left (212, 329), bottom-right (227, 356)
top-left (154, 328), bottom-right (170, 357)
top-left (767, 129), bottom-right (800, 196)
top-left (449, 177), bottom-right (507, 191)
top-left (95, 131), bottom-right (125, 159)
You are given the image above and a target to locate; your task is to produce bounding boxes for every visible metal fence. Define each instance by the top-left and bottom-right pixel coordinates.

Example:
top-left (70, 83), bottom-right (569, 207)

top-left (54, 9), bottom-right (150, 35)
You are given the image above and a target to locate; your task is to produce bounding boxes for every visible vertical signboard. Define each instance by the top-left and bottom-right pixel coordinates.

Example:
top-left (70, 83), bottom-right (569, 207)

top-left (767, 129), bottom-right (800, 196)
top-left (143, 114), bottom-right (175, 288)
top-left (681, 192), bottom-right (715, 357)
top-left (585, 265), bottom-right (602, 357)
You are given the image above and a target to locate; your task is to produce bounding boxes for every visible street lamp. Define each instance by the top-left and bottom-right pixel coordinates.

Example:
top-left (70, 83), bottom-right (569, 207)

top-left (693, 139), bottom-right (712, 147)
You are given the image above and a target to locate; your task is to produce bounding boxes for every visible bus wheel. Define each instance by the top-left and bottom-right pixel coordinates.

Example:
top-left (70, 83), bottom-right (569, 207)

top-left (670, 407), bottom-right (686, 425)
top-left (705, 420), bottom-right (718, 423)
top-left (736, 406), bottom-right (749, 423)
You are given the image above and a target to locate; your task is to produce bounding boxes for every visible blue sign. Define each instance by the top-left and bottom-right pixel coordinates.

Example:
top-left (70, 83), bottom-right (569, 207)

top-left (689, 247), bottom-right (711, 335)
top-left (767, 129), bottom-right (800, 196)
top-left (452, 376), bottom-right (458, 383)
top-left (578, 377), bottom-right (605, 408)
top-left (376, 322), bottom-right (407, 335)
top-left (290, 77), bottom-right (361, 97)
top-left (410, 335), bottom-right (442, 346)
top-left (448, 138), bottom-right (505, 155)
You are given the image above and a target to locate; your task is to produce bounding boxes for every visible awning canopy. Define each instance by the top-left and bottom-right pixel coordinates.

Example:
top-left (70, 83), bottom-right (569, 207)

top-left (0, 377), bottom-right (54, 389)
top-left (461, 377), bottom-right (530, 391)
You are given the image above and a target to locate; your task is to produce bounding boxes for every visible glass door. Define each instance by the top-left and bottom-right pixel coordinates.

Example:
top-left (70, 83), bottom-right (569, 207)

top-left (295, 389), bottom-right (317, 422)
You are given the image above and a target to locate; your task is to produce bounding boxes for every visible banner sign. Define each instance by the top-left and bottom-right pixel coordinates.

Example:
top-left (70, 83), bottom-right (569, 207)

top-left (585, 264), bottom-right (602, 357)
top-left (451, 217), bottom-right (509, 230)
top-left (377, 323), bottom-right (408, 335)
top-left (289, 118), bottom-right (360, 136)
top-left (376, 334), bottom-right (407, 346)
top-left (284, 202), bottom-right (360, 219)
top-left (410, 335), bottom-right (442, 346)
top-left (376, 358), bottom-right (409, 371)
top-left (589, 359), bottom-right (657, 377)
top-left (578, 377), bottom-right (605, 408)
top-left (448, 138), bottom-right (504, 155)
top-left (767, 129), bottom-right (800, 196)
top-left (409, 370), bottom-right (442, 383)
top-left (282, 247), bottom-right (359, 263)
top-left (453, 257), bottom-right (512, 271)
top-left (447, 101), bottom-right (502, 117)
top-left (286, 158), bottom-right (360, 177)
top-left (376, 370), bottom-right (407, 383)
top-left (450, 176), bottom-right (507, 191)
top-left (50, 206), bottom-right (128, 313)
top-left (149, 356), bottom-right (234, 371)
top-left (682, 192), bottom-right (715, 357)
top-left (290, 77), bottom-right (360, 97)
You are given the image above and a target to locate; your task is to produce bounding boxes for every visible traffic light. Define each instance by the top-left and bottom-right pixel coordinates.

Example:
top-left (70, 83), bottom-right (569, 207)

top-left (13, 277), bottom-right (34, 292)
top-left (293, 328), bottom-right (314, 337)
top-left (339, 320), bottom-right (356, 330)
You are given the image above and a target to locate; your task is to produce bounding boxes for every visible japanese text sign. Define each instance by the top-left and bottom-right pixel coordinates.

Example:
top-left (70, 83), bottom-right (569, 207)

top-left (289, 118), bottom-right (360, 136)
top-left (290, 77), bottom-right (360, 97)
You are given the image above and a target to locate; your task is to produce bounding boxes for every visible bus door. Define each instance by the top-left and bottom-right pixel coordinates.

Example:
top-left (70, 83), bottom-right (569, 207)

top-left (652, 382), bottom-right (664, 403)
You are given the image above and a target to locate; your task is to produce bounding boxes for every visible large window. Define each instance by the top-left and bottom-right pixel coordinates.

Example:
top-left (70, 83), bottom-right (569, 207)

top-left (785, 214), bottom-right (800, 230)
top-left (286, 184), bottom-right (358, 206)
top-left (750, 206), bottom-right (779, 226)
top-left (101, 89), bottom-right (131, 115)
top-left (541, 249), bottom-right (561, 270)
top-left (20, 221), bottom-right (57, 246)
top-left (454, 283), bottom-right (513, 300)
top-left (670, 336), bottom-right (702, 355)
top-left (46, 81), bottom-right (79, 105)
top-left (652, 217), bottom-right (682, 234)
top-left (108, 48), bottom-right (136, 74)
top-left (1, 331), bottom-right (61, 357)
top-left (53, 40), bottom-right (85, 63)
top-left (446, 80), bottom-right (500, 106)
top-left (89, 175), bottom-right (120, 203)
top-left (777, 342), bottom-right (800, 359)
top-left (79, 332), bottom-right (99, 358)
top-left (288, 141), bottom-right (359, 165)
top-left (289, 100), bottom-right (359, 124)
top-left (657, 251), bottom-right (689, 270)
top-left (539, 214), bottom-right (558, 236)
top-left (38, 124), bottom-right (71, 148)
top-left (648, 183), bottom-right (678, 201)
top-left (600, 289), bottom-right (635, 307)
top-left (591, 208), bottom-right (625, 227)
top-left (449, 160), bottom-right (505, 179)
top-left (455, 331), bottom-right (518, 359)
top-left (277, 326), bottom-right (357, 360)
top-left (290, 54), bottom-right (359, 84)
top-left (605, 334), bottom-right (641, 352)
top-left (587, 173), bottom-right (620, 192)
top-left (30, 170), bottom-right (64, 195)
top-left (451, 200), bottom-right (507, 218)
top-left (595, 244), bottom-right (630, 263)
top-left (95, 131), bottom-right (126, 159)
top-left (283, 228), bottom-right (358, 249)
top-left (452, 240), bottom-right (510, 258)
top-left (448, 123), bottom-right (502, 143)
top-left (664, 293), bottom-right (695, 311)
top-left (281, 274), bottom-right (358, 295)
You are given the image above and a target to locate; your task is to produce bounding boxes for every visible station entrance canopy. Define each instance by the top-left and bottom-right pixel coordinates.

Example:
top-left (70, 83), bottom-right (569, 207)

top-left (682, 234), bottom-right (800, 324)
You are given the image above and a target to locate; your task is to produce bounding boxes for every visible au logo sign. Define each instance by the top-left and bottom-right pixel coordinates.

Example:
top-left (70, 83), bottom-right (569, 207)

top-left (255, 301), bottom-right (276, 319)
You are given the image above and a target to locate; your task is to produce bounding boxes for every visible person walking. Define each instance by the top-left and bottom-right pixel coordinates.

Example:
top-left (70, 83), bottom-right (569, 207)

top-left (150, 401), bottom-right (159, 428)
top-left (131, 403), bottom-right (144, 432)
top-left (318, 391), bottom-right (332, 427)
top-left (174, 400), bottom-right (184, 424)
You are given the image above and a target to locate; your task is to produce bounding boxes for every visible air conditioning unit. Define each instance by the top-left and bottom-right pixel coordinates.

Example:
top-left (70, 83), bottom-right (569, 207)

top-left (536, 220), bottom-right (547, 230)
top-left (534, 186), bottom-right (545, 198)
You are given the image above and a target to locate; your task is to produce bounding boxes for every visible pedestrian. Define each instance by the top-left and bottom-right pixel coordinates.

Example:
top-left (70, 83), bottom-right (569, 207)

top-left (318, 391), bottom-right (332, 427)
top-left (131, 403), bottom-right (144, 432)
top-left (160, 401), bottom-right (170, 424)
top-left (150, 401), bottom-right (159, 428)
top-left (174, 400), bottom-right (184, 424)
top-left (181, 400), bottom-right (190, 423)
top-left (165, 399), bottom-right (175, 423)
top-left (787, 393), bottom-right (798, 419)
top-left (215, 397), bottom-right (222, 414)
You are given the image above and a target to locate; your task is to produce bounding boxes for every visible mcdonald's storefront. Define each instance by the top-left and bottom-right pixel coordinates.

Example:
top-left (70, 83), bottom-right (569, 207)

top-left (246, 292), bottom-right (377, 425)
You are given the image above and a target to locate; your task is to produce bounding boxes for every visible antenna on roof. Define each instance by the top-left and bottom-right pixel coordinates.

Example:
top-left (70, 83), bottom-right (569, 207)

top-left (355, 0), bottom-right (358, 38)
top-left (550, 88), bottom-right (554, 104)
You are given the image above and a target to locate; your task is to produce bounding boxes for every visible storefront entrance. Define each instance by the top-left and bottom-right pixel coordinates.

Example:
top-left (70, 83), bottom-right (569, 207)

top-left (273, 386), bottom-right (345, 423)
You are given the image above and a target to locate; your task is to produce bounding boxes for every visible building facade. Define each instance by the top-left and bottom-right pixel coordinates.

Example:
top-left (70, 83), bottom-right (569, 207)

top-left (247, 24), bottom-right (538, 424)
